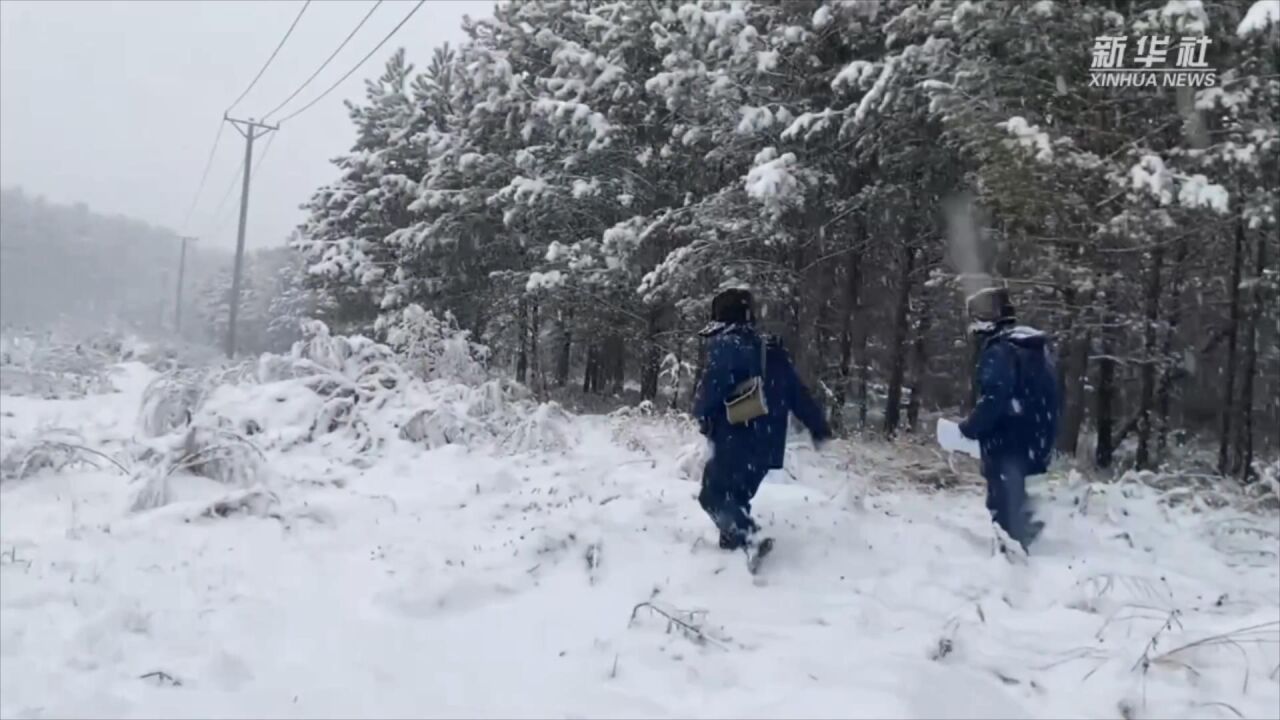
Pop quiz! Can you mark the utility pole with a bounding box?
[174,235,195,336]
[222,115,278,358]
[158,270,170,333]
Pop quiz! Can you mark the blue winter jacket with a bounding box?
[959,326,1060,476]
[694,323,831,473]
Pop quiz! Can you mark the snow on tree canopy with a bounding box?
[736,106,775,135]
[744,147,802,216]
[812,4,832,29]
[1128,154,1230,213]
[1030,1,1055,17]
[526,271,565,292]
[999,117,1055,163]
[272,0,1279,509]
[1238,0,1279,36]
[833,60,877,90]
[1150,1,1210,35]
[1177,174,1230,214]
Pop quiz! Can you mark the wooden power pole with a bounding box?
[222,114,277,358]
[174,235,195,335]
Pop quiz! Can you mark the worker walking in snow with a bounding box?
[693,288,830,568]
[958,287,1060,553]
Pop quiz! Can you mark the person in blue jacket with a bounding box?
[693,288,831,552]
[958,288,1060,552]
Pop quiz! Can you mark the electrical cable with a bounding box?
[263,1,383,121]
[226,0,312,113]
[178,121,225,232]
[277,0,424,125]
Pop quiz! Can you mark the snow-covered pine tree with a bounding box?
[296,0,1279,478]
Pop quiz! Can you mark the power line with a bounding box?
[179,1,307,234]
[264,0,384,121]
[277,0,425,125]
[226,0,312,113]
[178,121,225,232]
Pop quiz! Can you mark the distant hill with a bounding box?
[0,186,227,337]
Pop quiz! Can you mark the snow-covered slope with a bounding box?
[1,362,1277,719]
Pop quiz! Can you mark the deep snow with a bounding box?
[1,362,1277,719]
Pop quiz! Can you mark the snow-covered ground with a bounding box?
[1,360,1277,719]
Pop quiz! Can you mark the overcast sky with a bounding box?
[0,0,484,253]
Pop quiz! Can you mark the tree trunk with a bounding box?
[605,333,625,395]
[1218,214,1244,475]
[1056,288,1089,455]
[530,301,542,396]
[1060,323,1091,456]
[906,298,931,433]
[1095,299,1117,469]
[1156,237,1189,461]
[583,342,599,394]
[516,298,528,384]
[833,236,864,434]
[788,273,806,378]
[967,332,983,410]
[1055,289,1073,420]
[641,308,662,401]
[1135,242,1164,470]
[857,347,870,431]
[555,309,571,387]
[882,243,916,437]
[1234,227,1266,480]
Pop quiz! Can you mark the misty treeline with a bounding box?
[193,239,321,355]
[0,188,316,356]
[0,187,213,337]
[292,0,1277,479]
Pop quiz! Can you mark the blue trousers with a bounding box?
[984,454,1042,550]
[698,454,767,549]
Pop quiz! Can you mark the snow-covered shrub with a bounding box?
[466,378,531,419]
[205,322,408,450]
[676,440,710,482]
[256,353,307,383]
[197,487,280,520]
[606,402,702,460]
[131,338,222,372]
[501,402,576,454]
[1253,460,1280,510]
[130,425,268,512]
[277,322,407,394]
[170,426,267,487]
[294,319,356,374]
[137,369,208,437]
[658,353,696,407]
[0,333,117,398]
[0,428,101,482]
[204,361,259,388]
[351,344,409,398]
[1107,467,1280,515]
[400,405,493,449]
[378,304,489,384]
[310,396,357,437]
[185,376,324,452]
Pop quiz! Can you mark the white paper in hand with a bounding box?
[937,418,981,460]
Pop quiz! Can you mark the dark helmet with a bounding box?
[967,286,1016,334]
[710,288,756,325]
